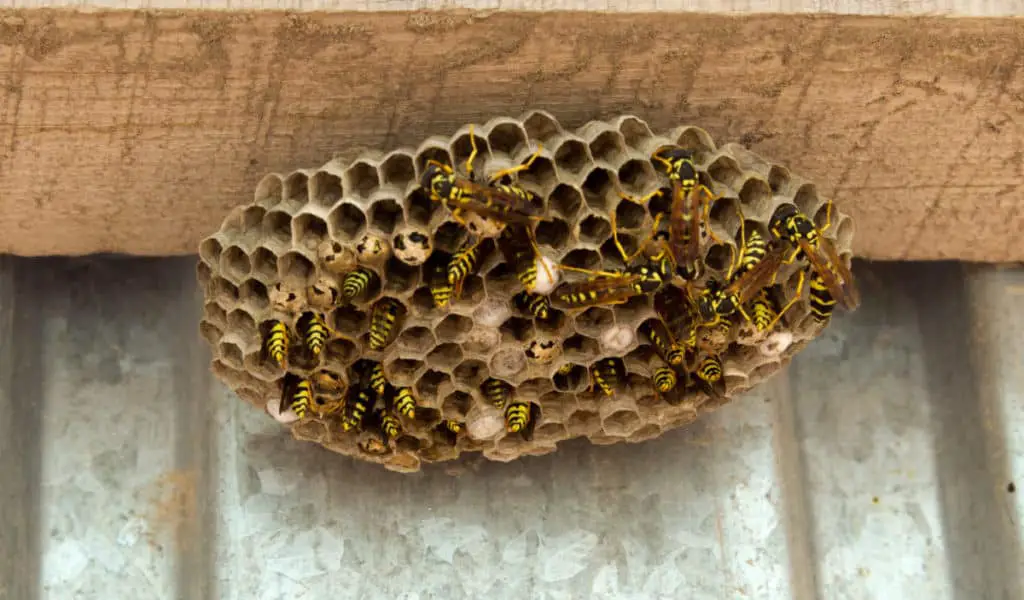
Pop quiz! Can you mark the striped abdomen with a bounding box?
[342,267,377,300]
[808,270,836,323]
[392,387,417,418]
[298,312,329,357]
[369,298,401,351]
[504,401,531,433]
[697,355,723,384]
[653,366,677,393]
[265,321,289,367]
[482,377,511,410]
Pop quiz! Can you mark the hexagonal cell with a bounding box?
[463,327,501,357]
[617,115,653,150]
[564,409,600,434]
[452,359,486,388]
[262,210,292,247]
[553,137,590,176]
[602,409,641,437]
[416,369,451,403]
[283,171,310,205]
[614,198,648,231]
[574,306,614,339]
[409,286,437,317]
[533,421,567,444]
[562,333,599,362]
[278,251,316,285]
[535,219,570,252]
[199,236,223,266]
[588,130,627,166]
[268,282,303,313]
[405,187,437,227]
[547,183,583,221]
[581,168,615,212]
[449,128,487,171]
[441,390,473,419]
[645,186,673,216]
[834,217,855,252]
[521,110,562,146]
[239,279,269,312]
[196,261,213,289]
[309,169,344,208]
[218,340,244,369]
[249,247,278,282]
[379,152,416,187]
[396,326,435,354]
[431,221,468,255]
[414,144,452,177]
[327,202,367,240]
[611,294,651,326]
[211,277,240,305]
[489,345,526,379]
[628,424,662,444]
[426,342,463,370]
[388,358,425,386]
[435,314,473,342]
[254,173,284,207]
[703,242,734,273]
[219,245,250,282]
[767,164,792,194]
[499,316,535,344]
[368,198,404,234]
[345,160,380,198]
[553,363,587,392]
[560,248,602,272]
[736,176,773,220]
[488,121,529,156]
[453,275,486,308]
[291,213,328,252]
[535,308,567,336]
[793,182,822,215]
[673,126,716,156]
[199,320,223,347]
[617,159,656,197]
[707,155,745,191]
[331,306,368,337]
[203,300,228,326]
[518,155,557,192]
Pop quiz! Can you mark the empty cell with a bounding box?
[199,320,223,347]
[409,286,437,316]
[707,155,744,190]
[277,251,315,284]
[535,219,570,251]
[612,294,650,325]
[489,121,529,156]
[617,116,653,150]
[415,145,452,178]
[203,302,228,327]
[708,197,742,240]
[603,410,641,437]
[218,341,244,369]
[521,110,562,146]
[389,357,425,382]
[629,424,662,443]
[767,165,791,194]
[646,186,673,216]
[450,128,487,172]
[553,363,587,392]
[554,138,589,175]
[432,221,469,254]
[519,156,556,191]
[614,198,647,230]
[565,409,599,433]
[379,152,416,187]
[227,309,257,340]
[383,256,421,294]
[416,369,451,399]
[332,306,367,336]
[518,377,552,398]
[309,169,344,208]
[617,159,655,195]
[262,210,294,247]
[435,314,473,341]
[589,130,627,165]
[345,161,380,197]
[255,173,284,207]
[453,275,485,308]
[599,236,632,268]
[674,126,716,156]
[452,359,486,387]
[284,171,310,206]
[442,390,473,418]
[737,177,773,218]
[500,316,535,343]
[292,213,328,250]
[369,198,404,234]
[199,237,223,266]
[328,202,367,240]
[249,247,278,282]
[405,187,437,227]
[534,422,567,443]
[835,217,854,250]
[397,326,435,354]
[547,183,583,220]
[325,338,357,365]
[578,214,610,245]
[239,279,269,311]
[581,168,614,211]
[196,261,212,288]
[575,306,614,337]
[560,248,602,271]
[562,333,599,358]
[241,206,266,233]
[211,277,240,304]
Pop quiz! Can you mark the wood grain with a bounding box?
[1,9,1023,260]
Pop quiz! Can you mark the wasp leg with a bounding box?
[769,246,804,287]
[523,223,555,285]
[462,124,480,181]
[610,210,663,266]
[488,144,544,183]
[765,268,806,331]
[619,187,663,207]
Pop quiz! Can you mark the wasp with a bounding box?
[652,365,677,393]
[768,201,860,311]
[296,311,332,358]
[341,388,376,432]
[447,240,480,299]
[342,267,379,301]
[803,266,837,324]
[311,396,345,418]
[694,241,787,326]
[428,258,453,308]
[312,370,346,395]
[420,125,553,283]
[504,401,531,433]
[556,363,574,376]
[264,320,290,368]
[745,285,795,333]
[497,224,549,294]
[695,353,726,400]
[280,374,313,419]
[481,377,512,409]
[513,290,551,321]
[591,357,626,397]
[368,297,402,351]
[367,361,387,395]
[380,413,402,440]
[639,318,686,366]
[390,386,417,418]
[435,419,463,445]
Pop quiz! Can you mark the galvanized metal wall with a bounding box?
[0,257,1020,599]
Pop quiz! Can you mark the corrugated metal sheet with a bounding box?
[0,256,1020,599]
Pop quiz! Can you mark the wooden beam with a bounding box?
[1,9,1022,260]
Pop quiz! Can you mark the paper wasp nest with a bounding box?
[197,111,855,473]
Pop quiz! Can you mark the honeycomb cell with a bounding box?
[463,327,501,356]
[521,110,563,146]
[332,307,368,337]
[534,422,568,444]
[262,210,292,247]
[435,314,473,342]
[628,424,662,443]
[453,275,485,308]
[309,170,344,208]
[416,369,451,402]
[704,242,734,272]
[409,287,437,317]
[452,359,486,387]
[707,155,745,191]
[563,334,599,362]
[369,198,404,235]
[793,183,820,214]
[426,343,463,370]
[284,171,310,206]
[617,159,655,197]
[673,126,716,155]
[548,183,583,221]
[441,391,473,419]
[574,307,614,339]
[615,200,648,232]
[600,324,637,354]
[199,320,223,347]
[203,301,228,327]
[327,202,367,240]
[382,257,421,295]
[379,152,416,188]
[608,294,648,326]
[218,341,244,370]
[388,358,425,387]
[249,247,281,284]
[535,219,570,252]
[581,168,615,211]
[553,363,587,392]
[269,282,303,313]
[768,165,792,194]
[306,275,341,311]
[211,277,240,305]
[278,251,315,284]
[345,161,380,198]
[520,155,557,192]
[554,137,590,176]
[737,177,773,221]
[324,338,357,365]
[560,248,602,271]
[564,410,599,435]
[405,188,436,228]
[197,261,213,289]
[835,217,855,251]
[217,246,250,283]
[254,173,284,208]
[490,346,526,379]
[292,213,328,252]
[199,237,223,266]
[397,326,435,354]
[488,121,529,156]
[236,206,265,235]
[535,309,567,337]
[414,144,452,177]
[499,316,535,344]
[588,130,627,166]
[578,214,611,245]
[239,279,269,312]
[617,115,653,150]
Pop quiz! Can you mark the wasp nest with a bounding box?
[197,111,856,473]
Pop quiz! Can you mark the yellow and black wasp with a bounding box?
[367,361,387,396]
[694,240,787,326]
[341,387,377,432]
[504,401,530,433]
[280,373,313,419]
[447,240,480,300]
[652,365,678,394]
[310,396,345,419]
[296,311,332,358]
[380,413,402,441]
[745,285,793,333]
[434,419,464,445]
[694,353,726,400]
[513,290,551,321]
[390,386,417,418]
[590,357,626,397]
[481,377,513,410]
[497,224,546,294]
[806,267,838,325]
[312,370,347,395]
[420,125,553,283]
[264,320,290,368]
[342,267,379,301]
[768,201,860,311]
[639,318,686,367]
[368,297,402,351]
[427,255,454,309]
